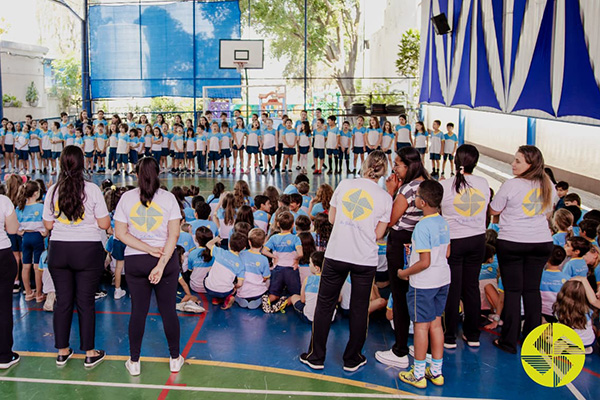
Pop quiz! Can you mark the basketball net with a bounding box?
[234,61,247,73]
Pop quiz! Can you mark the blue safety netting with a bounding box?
[89,0,242,99]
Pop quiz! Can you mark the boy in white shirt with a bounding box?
[441,122,458,177]
[398,180,450,389]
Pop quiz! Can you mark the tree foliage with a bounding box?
[396,29,420,78]
[240,0,361,107]
[50,54,82,111]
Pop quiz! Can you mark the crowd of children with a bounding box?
[0,110,458,178]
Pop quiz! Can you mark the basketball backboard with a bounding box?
[219,39,264,69]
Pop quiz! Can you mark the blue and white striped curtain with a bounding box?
[420,0,600,125]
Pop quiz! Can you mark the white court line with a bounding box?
[566,383,587,400]
[0,376,499,400]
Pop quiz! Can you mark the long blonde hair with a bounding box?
[517,145,553,212]
[361,150,388,180]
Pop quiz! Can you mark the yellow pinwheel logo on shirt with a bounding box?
[342,189,373,221]
[453,188,486,217]
[521,323,585,387]
[522,188,545,217]
[54,201,83,225]
[130,202,163,232]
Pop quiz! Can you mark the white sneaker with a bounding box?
[408,345,432,363]
[125,359,140,376]
[443,342,458,349]
[169,355,184,373]
[182,301,205,313]
[374,349,409,368]
[114,287,126,300]
[43,292,56,312]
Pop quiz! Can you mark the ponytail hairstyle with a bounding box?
[361,150,388,180]
[194,226,214,263]
[314,184,334,212]
[552,208,574,237]
[264,186,280,215]
[5,174,22,205]
[170,186,185,209]
[52,145,86,222]
[212,182,225,199]
[552,280,591,330]
[516,145,553,212]
[233,180,251,209]
[34,179,47,201]
[135,157,160,207]
[301,120,312,136]
[313,212,332,251]
[396,146,430,184]
[298,232,316,266]
[104,185,125,213]
[222,193,236,225]
[235,205,254,227]
[16,181,40,211]
[453,144,480,194]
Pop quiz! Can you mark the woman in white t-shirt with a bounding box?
[114,157,183,376]
[300,150,392,372]
[0,194,20,369]
[42,145,110,368]
[489,145,555,354]
[440,145,490,348]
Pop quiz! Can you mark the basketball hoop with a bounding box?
[234,61,247,73]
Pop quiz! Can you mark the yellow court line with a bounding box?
[18,351,406,396]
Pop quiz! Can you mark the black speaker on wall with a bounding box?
[431,13,451,35]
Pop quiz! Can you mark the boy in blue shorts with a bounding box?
[262,211,303,303]
[397,180,450,388]
[563,237,591,278]
[219,122,232,174]
[428,120,443,178]
[441,122,457,177]
[312,118,327,174]
[206,122,221,174]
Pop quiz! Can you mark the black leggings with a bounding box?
[305,258,375,367]
[497,240,553,351]
[48,241,105,351]
[386,228,412,357]
[0,247,17,363]
[125,253,180,362]
[444,234,486,343]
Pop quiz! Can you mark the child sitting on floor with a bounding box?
[541,245,568,323]
[563,237,591,278]
[188,226,215,294]
[236,229,271,309]
[290,251,326,323]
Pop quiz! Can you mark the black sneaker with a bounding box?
[84,350,106,368]
[56,348,74,366]
[113,170,120,176]
[13,283,20,294]
[299,353,324,370]
[296,166,301,170]
[0,352,20,370]
[95,290,107,300]
[343,355,367,372]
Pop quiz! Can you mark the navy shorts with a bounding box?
[85,151,94,158]
[366,147,380,154]
[4,144,13,153]
[8,234,22,252]
[96,151,106,158]
[208,151,220,162]
[203,275,234,299]
[29,146,40,153]
[52,151,61,159]
[407,284,449,323]
[16,149,28,159]
[396,142,412,151]
[221,148,231,158]
[41,149,52,159]
[283,147,296,156]
[292,300,311,323]
[299,146,310,155]
[263,147,276,156]
[339,148,350,159]
[326,148,339,156]
[443,154,454,161]
[22,232,45,264]
[169,150,175,158]
[353,146,365,154]
[117,153,128,164]
[430,153,441,161]
[416,147,426,155]
[161,148,169,157]
[246,145,259,154]
[111,238,126,261]
[313,148,325,159]
[233,144,245,151]
[174,152,185,160]
[186,151,194,159]
[269,266,301,297]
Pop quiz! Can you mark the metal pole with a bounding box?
[193,0,197,128]
[81,0,91,115]
[304,0,307,110]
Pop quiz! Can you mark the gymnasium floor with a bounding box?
[3,164,600,400]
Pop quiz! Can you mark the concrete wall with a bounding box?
[1,41,60,121]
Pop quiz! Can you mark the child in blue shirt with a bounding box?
[397,180,450,389]
[441,122,457,177]
[541,245,568,323]
[219,122,232,174]
[312,119,327,174]
[325,116,340,175]
[253,195,271,234]
[236,229,271,309]
[203,232,246,310]
[188,226,215,294]
[290,251,325,323]
[262,211,303,303]
[428,120,444,178]
[552,208,573,247]
[478,244,502,329]
[563,237,591,278]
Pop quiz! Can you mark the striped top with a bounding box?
[392,179,423,232]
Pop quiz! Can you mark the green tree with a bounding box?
[396,29,420,108]
[240,0,361,109]
[50,54,82,111]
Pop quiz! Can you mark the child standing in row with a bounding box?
[428,120,443,178]
[441,123,457,177]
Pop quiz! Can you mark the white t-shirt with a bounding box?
[151,135,163,151]
[0,195,15,250]
[114,189,181,256]
[325,178,392,266]
[326,127,339,149]
[43,182,109,242]
[490,178,556,243]
[440,175,490,239]
[366,128,381,147]
[429,131,443,154]
[353,127,366,147]
[40,130,52,150]
[262,129,276,149]
[409,214,451,289]
[396,124,411,143]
